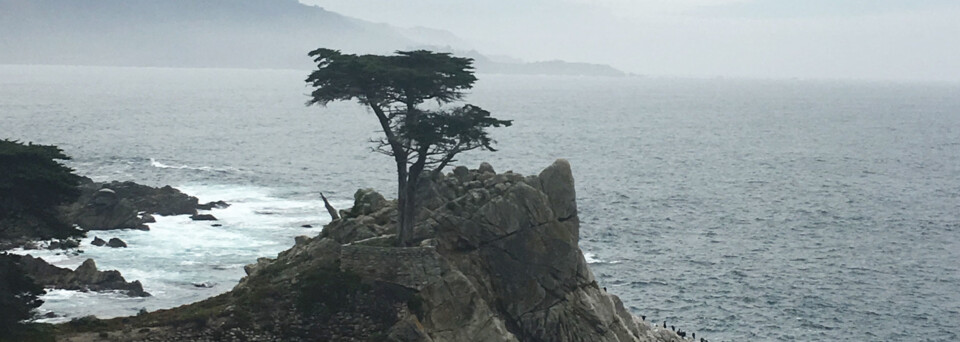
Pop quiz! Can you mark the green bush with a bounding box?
[0,139,81,218]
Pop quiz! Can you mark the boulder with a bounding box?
[106,238,127,248]
[538,158,578,221]
[343,188,388,218]
[190,214,218,221]
[91,237,106,246]
[478,162,496,174]
[140,213,156,224]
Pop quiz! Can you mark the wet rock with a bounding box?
[140,213,157,223]
[61,238,80,249]
[190,214,218,221]
[197,200,231,210]
[91,236,106,246]
[106,237,127,248]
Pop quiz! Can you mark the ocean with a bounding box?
[1,65,958,341]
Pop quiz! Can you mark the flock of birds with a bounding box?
[603,285,712,342]
[640,314,710,342]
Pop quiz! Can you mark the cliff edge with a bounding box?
[57,160,683,342]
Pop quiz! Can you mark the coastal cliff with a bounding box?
[56,160,684,342]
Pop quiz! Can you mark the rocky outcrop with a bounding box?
[2,178,228,244]
[58,179,205,231]
[55,160,685,342]
[14,255,149,297]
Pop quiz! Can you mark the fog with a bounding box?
[303,0,960,82]
[2,0,958,81]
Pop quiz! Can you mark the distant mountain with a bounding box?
[0,0,625,76]
[0,0,415,69]
[422,48,627,77]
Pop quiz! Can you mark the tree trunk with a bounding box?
[398,181,417,247]
[319,192,339,221]
[398,147,428,247]
[396,165,409,246]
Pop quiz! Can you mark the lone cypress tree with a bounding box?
[305,49,511,246]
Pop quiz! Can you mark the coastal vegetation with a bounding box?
[0,140,82,241]
[305,49,512,246]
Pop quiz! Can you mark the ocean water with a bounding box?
[2,65,959,341]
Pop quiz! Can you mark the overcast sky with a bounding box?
[301,0,960,82]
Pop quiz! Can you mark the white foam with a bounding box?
[583,252,622,265]
[30,183,346,321]
[148,158,233,173]
[584,252,603,264]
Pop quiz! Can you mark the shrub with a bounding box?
[0,139,81,218]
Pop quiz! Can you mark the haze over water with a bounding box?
[1,65,959,341]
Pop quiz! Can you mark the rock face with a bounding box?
[14,255,149,297]
[56,160,684,342]
[317,159,679,342]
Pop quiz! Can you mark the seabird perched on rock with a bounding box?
[692,332,695,339]
[678,331,686,338]
[663,321,667,328]
[671,325,675,332]
[641,315,645,321]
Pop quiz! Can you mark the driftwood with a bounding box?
[320,192,340,221]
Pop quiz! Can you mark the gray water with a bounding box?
[2,65,959,341]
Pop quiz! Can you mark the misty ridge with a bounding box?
[0,0,624,76]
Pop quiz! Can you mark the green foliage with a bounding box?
[0,254,45,338]
[305,48,477,108]
[0,140,81,219]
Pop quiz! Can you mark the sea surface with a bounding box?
[1,65,958,341]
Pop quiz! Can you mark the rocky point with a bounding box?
[55,160,686,342]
